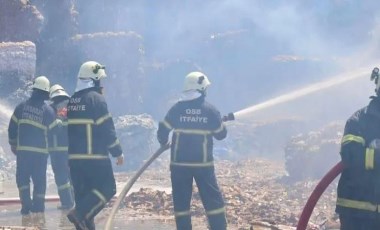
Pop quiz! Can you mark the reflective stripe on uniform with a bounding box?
[11,114,18,123]
[174,129,212,135]
[17,146,49,154]
[92,189,107,204]
[18,185,29,191]
[170,161,214,167]
[17,119,49,153]
[86,201,104,220]
[173,133,180,162]
[49,119,62,130]
[341,134,365,146]
[365,148,375,170]
[85,189,107,219]
[87,124,92,154]
[108,139,120,149]
[58,182,71,191]
[68,154,108,160]
[336,197,377,212]
[49,135,68,152]
[49,147,68,152]
[174,210,191,217]
[203,135,207,162]
[68,119,94,125]
[162,120,172,129]
[206,207,225,216]
[53,135,57,148]
[172,129,212,165]
[213,124,225,134]
[95,113,111,125]
[19,119,47,130]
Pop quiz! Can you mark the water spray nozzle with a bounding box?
[371,67,379,83]
[222,112,235,122]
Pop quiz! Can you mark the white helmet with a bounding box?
[77,61,106,80]
[183,71,211,92]
[50,84,69,99]
[32,76,50,92]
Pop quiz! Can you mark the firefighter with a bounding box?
[157,71,228,230]
[335,67,380,229]
[8,76,57,215]
[66,61,124,230]
[49,84,74,210]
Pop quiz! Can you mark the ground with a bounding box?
[0,157,340,230]
[108,157,340,230]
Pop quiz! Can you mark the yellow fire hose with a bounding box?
[104,143,170,230]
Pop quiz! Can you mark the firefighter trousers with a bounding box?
[50,152,74,208]
[16,151,48,215]
[69,158,116,227]
[171,166,227,230]
[339,214,380,230]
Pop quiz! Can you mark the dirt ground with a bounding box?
[0,157,340,230]
[107,157,340,230]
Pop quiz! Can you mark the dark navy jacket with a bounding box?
[336,96,380,218]
[50,98,69,152]
[157,96,227,168]
[8,94,56,155]
[67,88,122,160]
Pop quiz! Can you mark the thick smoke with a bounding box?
[41,1,380,121]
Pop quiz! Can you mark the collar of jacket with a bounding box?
[366,96,380,119]
[72,87,99,96]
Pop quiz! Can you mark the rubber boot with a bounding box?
[67,209,87,230]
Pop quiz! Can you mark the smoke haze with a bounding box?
[32,0,380,122]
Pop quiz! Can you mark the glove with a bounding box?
[56,119,63,128]
[10,145,16,155]
[116,154,124,166]
[369,139,380,149]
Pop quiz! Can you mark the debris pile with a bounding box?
[114,114,157,171]
[285,122,343,181]
[0,41,35,104]
[108,158,339,230]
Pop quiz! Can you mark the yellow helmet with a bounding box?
[50,84,69,99]
[77,61,106,81]
[32,76,50,92]
[183,71,211,92]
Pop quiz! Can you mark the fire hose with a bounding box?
[104,143,170,230]
[104,113,235,230]
[0,196,60,205]
[296,161,344,230]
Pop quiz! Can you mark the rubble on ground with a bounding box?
[285,122,343,181]
[107,158,339,230]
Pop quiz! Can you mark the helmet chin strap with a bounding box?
[199,89,207,96]
[93,80,104,94]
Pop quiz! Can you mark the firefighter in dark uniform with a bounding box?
[157,71,228,230]
[49,84,74,210]
[8,76,57,215]
[336,67,380,230]
[66,61,124,230]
